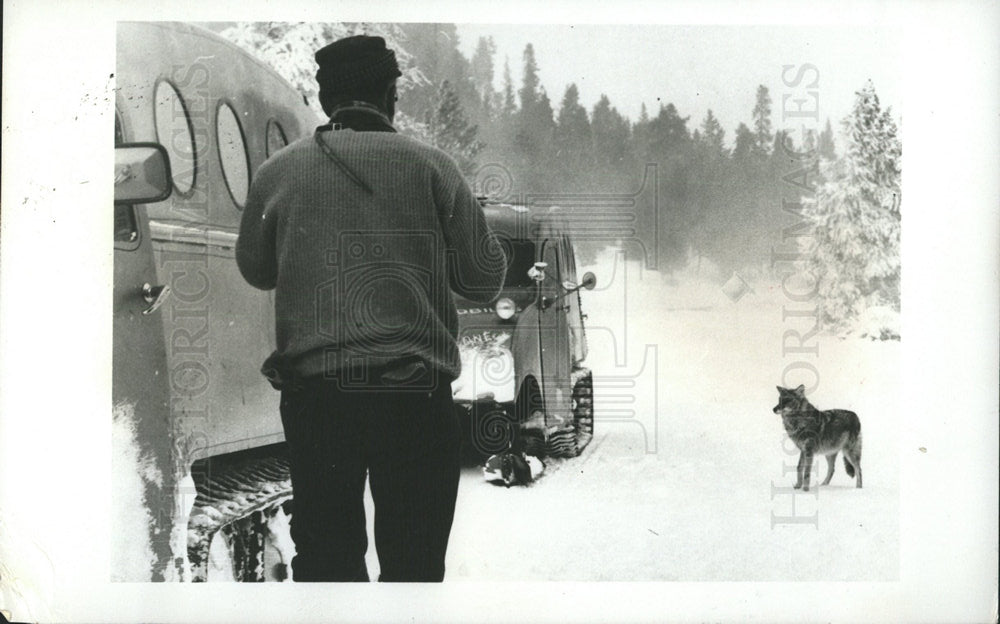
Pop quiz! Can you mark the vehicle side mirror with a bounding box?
[563,273,597,291]
[541,270,596,311]
[115,143,172,205]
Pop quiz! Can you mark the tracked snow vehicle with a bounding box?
[453,202,596,459]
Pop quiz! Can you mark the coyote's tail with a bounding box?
[844,428,862,477]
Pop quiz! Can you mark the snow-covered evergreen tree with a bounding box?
[818,118,837,160]
[802,81,901,336]
[219,22,428,137]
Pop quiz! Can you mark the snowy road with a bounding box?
[364,250,901,581]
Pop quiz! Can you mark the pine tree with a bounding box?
[395,24,480,133]
[475,54,518,199]
[470,37,496,96]
[802,81,901,333]
[591,94,631,180]
[501,56,517,117]
[699,109,726,156]
[632,103,652,166]
[470,36,497,118]
[801,127,818,158]
[722,119,767,269]
[556,84,590,136]
[554,83,593,185]
[689,110,734,269]
[512,44,555,192]
[647,103,690,155]
[732,122,755,160]
[640,102,693,268]
[518,44,541,113]
[751,85,773,157]
[424,80,485,177]
[818,118,837,160]
[771,129,792,163]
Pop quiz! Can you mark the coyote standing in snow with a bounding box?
[773,385,863,491]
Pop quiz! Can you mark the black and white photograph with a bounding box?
[0,2,997,623]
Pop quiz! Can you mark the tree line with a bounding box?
[398,26,834,271]
[222,22,901,334]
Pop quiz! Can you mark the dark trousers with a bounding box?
[279,377,461,582]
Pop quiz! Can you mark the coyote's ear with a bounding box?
[776,385,785,394]
[793,384,806,396]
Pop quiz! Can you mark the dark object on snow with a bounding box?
[483,450,544,487]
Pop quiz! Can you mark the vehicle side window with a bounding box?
[153,80,197,195]
[560,233,576,283]
[503,238,536,288]
[114,207,139,244]
[542,237,561,289]
[217,102,251,209]
[266,119,288,158]
[114,109,139,244]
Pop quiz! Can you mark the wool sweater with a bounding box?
[236,125,507,384]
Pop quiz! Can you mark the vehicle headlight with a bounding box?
[495,297,516,320]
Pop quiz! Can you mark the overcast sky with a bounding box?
[453,24,902,144]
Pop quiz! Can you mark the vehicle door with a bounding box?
[537,233,573,430]
[113,106,178,580]
[562,234,588,366]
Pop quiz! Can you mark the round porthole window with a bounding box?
[153,80,197,195]
[217,103,250,208]
[266,119,288,158]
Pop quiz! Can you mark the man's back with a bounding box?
[236,127,507,385]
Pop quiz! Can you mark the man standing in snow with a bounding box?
[236,35,507,582]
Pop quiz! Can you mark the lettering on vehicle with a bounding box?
[457,306,522,315]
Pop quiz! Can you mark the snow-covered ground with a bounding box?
[364,248,901,581]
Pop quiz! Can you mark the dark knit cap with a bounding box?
[315,35,402,94]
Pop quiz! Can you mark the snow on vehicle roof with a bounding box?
[479,201,569,240]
